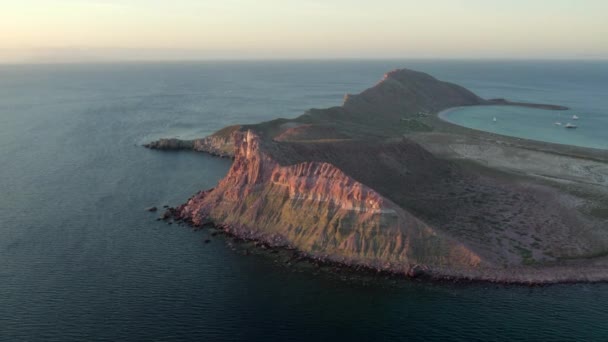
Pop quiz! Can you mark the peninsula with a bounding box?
[147,69,608,283]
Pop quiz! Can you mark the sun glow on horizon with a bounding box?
[1,0,607,63]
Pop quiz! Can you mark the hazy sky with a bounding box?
[1,0,607,62]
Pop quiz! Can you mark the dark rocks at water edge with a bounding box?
[160,208,179,220]
[143,138,194,150]
[147,68,608,284]
[146,206,158,212]
[407,264,425,278]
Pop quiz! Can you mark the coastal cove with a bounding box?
[2,60,608,341]
[439,105,608,150]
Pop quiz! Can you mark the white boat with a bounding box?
[572,115,579,120]
[565,123,577,129]
[554,122,562,126]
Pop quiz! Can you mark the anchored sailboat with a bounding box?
[554,112,562,126]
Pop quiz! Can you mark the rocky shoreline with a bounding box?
[144,125,240,158]
[147,68,608,285]
[157,204,608,285]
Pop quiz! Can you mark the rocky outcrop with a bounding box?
[191,132,236,158]
[144,125,240,157]
[144,138,194,150]
[176,130,482,273]
[152,68,608,283]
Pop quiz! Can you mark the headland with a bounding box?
[147,68,608,284]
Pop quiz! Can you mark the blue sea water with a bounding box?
[442,62,608,149]
[438,61,608,150]
[441,105,608,150]
[1,60,607,341]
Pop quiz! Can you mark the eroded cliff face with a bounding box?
[177,130,482,273]
[152,68,608,282]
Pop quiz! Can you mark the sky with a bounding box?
[1,0,607,63]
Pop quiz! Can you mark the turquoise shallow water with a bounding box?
[1,60,607,341]
[441,105,608,149]
[437,60,608,150]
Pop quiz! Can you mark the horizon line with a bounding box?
[2,56,608,66]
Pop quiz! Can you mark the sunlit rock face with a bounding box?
[163,68,607,283]
[177,130,482,273]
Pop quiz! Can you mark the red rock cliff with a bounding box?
[177,130,482,274]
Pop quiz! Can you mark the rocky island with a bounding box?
[147,69,608,283]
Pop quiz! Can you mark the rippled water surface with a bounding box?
[1,60,607,341]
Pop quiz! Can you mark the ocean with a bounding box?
[438,61,608,150]
[1,60,607,341]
